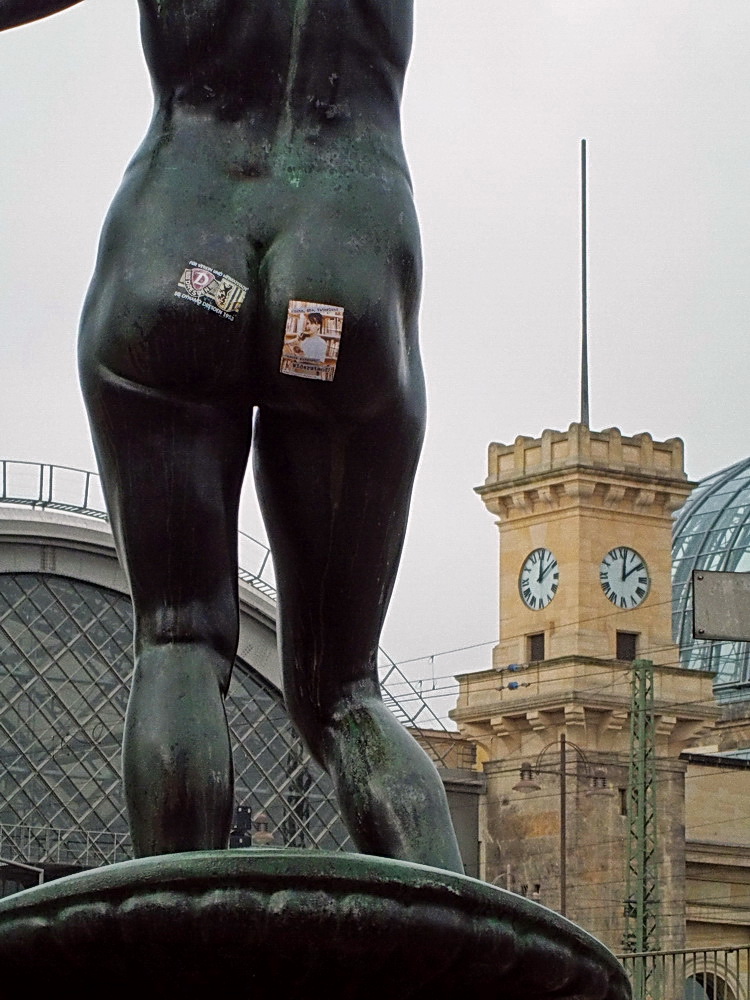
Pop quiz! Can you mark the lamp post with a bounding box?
[513,734,610,917]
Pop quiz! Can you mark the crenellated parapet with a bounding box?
[477,424,694,522]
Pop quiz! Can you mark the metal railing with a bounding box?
[0,459,275,594]
[1,459,107,520]
[379,646,473,768]
[618,945,750,1000]
[0,823,130,869]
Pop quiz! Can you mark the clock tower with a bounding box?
[451,423,720,949]
[475,423,694,668]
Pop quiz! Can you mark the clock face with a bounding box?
[519,548,559,610]
[599,547,650,609]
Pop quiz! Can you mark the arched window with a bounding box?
[685,972,737,1000]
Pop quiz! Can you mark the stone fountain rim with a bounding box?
[0,848,631,999]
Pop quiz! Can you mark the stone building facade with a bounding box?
[446,424,750,956]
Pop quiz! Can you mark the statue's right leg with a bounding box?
[78,264,254,856]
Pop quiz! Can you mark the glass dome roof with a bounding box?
[673,456,750,700]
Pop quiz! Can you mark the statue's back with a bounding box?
[137,0,414,128]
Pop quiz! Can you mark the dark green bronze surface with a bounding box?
[1,0,462,874]
[0,850,630,999]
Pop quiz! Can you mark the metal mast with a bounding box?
[580,138,590,427]
[623,658,660,987]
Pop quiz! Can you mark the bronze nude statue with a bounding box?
[2,0,463,872]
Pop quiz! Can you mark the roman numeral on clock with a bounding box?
[600,547,650,608]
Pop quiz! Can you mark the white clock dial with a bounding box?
[599,547,650,609]
[519,548,559,610]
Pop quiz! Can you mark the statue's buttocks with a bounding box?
[79,1,421,404]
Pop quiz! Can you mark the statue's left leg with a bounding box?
[77,173,258,856]
[253,397,462,872]
[82,367,254,856]
[80,366,253,856]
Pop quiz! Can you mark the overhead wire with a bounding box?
[391,554,750,682]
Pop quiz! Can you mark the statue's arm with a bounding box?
[0,0,86,31]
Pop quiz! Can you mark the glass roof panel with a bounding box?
[673,457,750,699]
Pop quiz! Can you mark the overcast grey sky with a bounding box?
[2,1,749,708]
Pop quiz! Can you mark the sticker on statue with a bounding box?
[175,261,248,321]
[280,300,344,381]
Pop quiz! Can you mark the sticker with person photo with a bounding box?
[280,300,344,381]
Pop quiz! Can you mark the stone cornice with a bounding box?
[686,902,750,926]
[451,691,720,727]
[452,658,720,746]
[456,657,718,684]
[477,467,694,520]
[476,424,696,521]
[686,841,750,867]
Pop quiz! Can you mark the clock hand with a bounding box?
[623,562,644,580]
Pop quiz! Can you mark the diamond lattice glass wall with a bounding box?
[0,573,348,868]
[673,457,750,698]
